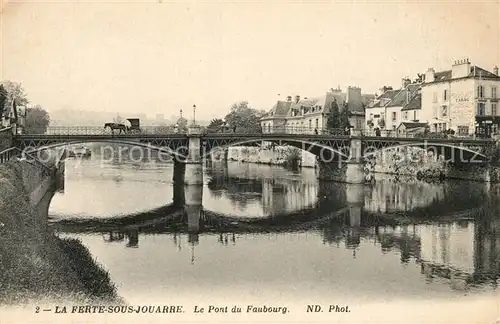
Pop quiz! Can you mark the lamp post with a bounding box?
[193,105,196,126]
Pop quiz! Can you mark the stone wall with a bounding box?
[211,145,498,183]
[366,146,497,182]
[211,146,317,168]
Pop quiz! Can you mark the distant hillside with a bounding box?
[49,109,212,127]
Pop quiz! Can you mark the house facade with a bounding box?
[261,87,371,134]
[421,59,500,137]
[365,80,422,135]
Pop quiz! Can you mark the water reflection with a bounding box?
[50,159,500,301]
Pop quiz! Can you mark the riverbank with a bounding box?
[222,145,500,183]
[0,161,121,305]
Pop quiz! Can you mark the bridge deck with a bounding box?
[17,132,495,144]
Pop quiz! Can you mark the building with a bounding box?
[260,97,293,133]
[397,122,427,136]
[365,78,423,135]
[261,87,371,134]
[421,58,500,137]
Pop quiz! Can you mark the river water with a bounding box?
[48,154,500,321]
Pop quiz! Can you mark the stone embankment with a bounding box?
[211,146,317,168]
[365,146,498,183]
[219,145,498,183]
[0,152,121,305]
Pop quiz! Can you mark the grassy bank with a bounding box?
[0,161,121,306]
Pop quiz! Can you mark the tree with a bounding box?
[176,116,188,133]
[25,105,50,134]
[339,103,351,129]
[0,85,7,119]
[207,118,226,133]
[224,101,263,133]
[0,81,29,123]
[326,100,341,129]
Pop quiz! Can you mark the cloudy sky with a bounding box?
[1,0,499,120]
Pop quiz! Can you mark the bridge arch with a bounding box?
[19,139,189,160]
[362,142,489,162]
[203,137,350,161]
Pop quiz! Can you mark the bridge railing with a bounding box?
[0,126,13,135]
[23,126,185,136]
[0,147,20,164]
[20,125,494,142]
[261,126,347,136]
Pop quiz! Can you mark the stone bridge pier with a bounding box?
[316,131,365,184]
[173,125,204,233]
[346,183,364,227]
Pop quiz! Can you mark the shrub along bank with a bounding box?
[0,161,121,305]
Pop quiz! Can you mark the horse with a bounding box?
[104,123,127,135]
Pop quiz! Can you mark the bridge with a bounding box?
[0,124,496,183]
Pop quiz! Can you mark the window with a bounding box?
[308,119,312,129]
[404,111,408,120]
[441,106,448,117]
[392,112,396,121]
[477,103,485,115]
[457,126,469,136]
[477,85,485,98]
[413,110,418,121]
[493,87,497,99]
[374,114,380,118]
[443,89,448,101]
[433,92,437,103]
[315,118,319,128]
[356,120,362,129]
[370,113,374,119]
[492,103,498,116]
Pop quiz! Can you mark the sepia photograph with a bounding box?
[0,0,499,323]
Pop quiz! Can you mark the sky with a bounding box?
[1,0,499,121]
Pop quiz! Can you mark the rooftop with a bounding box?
[401,92,422,111]
[427,65,500,83]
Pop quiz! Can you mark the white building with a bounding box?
[365,79,423,135]
[261,87,373,134]
[421,58,500,137]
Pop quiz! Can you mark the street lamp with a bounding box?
[193,105,196,126]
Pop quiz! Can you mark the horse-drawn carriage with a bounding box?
[104,118,141,134]
[126,118,141,134]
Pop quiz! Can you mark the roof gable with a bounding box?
[387,84,421,107]
[401,93,422,111]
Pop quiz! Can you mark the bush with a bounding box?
[282,147,301,170]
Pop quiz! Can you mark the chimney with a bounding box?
[379,86,393,94]
[451,58,471,79]
[425,68,435,83]
[286,96,292,101]
[402,77,411,88]
[295,95,300,103]
[494,66,499,76]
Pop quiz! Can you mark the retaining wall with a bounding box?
[211,146,317,167]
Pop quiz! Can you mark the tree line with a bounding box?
[0,81,50,134]
[206,101,266,133]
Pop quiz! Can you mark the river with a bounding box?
[47,154,500,321]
